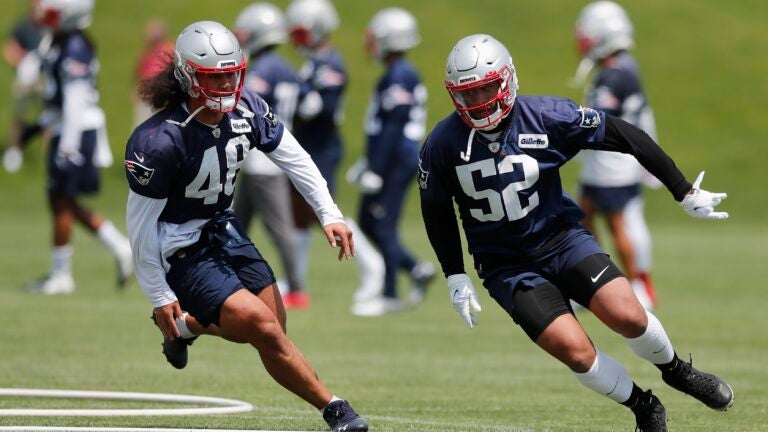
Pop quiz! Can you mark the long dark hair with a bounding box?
[138,53,186,111]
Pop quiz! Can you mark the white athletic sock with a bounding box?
[97,220,129,257]
[175,312,196,339]
[627,310,675,365]
[294,229,312,288]
[344,217,384,300]
[319,395,344,412]
[574,348,634,403]
[51,245,73,275]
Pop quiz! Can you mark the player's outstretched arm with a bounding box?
[680,171,729,220]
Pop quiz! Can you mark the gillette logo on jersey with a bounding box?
[230,118,252,133]
[518,134,549,149]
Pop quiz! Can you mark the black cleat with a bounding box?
[661,356,734,411]
[150,312,197,370]
[323,400,369,432]
[631,390,668,432]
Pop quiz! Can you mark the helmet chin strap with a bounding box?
[165,105,207,128]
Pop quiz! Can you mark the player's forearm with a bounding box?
[267,129,344,226]
[420,198,465,277]
[599,115,692,201]
[126,191,178,307]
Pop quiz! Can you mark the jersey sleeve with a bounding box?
[240,89,285,153]
[124,125,179,199]
[593,68,637,116]
[544,97,606,150]
[418,133,465,277]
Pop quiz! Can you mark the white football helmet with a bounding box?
[285,0,339,49]
[445,34,518,131]
[173,21,246,113]
[234,3,288,57]
[576,1,634,61]
[35,0,94,31]
[366,7,420,60]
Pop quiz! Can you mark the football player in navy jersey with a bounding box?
[573,1,660,310]
[285,0,347,297]
[126,21,367,432]
[26,0,133,295]
[348,7,435,316]
[418,34,732,431]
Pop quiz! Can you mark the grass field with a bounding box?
[0,0,766,431]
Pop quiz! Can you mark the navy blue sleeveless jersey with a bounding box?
[419,96,606,261]
[124,89,284,224]
[245,51,301,130]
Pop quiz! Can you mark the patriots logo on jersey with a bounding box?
[260,99,278,127]
[578,106,601,128]
[417,160,430,190]
[125,159,155,186]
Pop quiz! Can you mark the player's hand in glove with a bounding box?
[447,273,482,329]
[680,171,728,220]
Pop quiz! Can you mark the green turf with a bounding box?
[0,1,766,431]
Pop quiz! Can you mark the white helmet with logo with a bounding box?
[173,21,246,113]
[286,0,339,50]
[445,34,518,131]
[576,1,634,61]
[234,3,288,57]
[35,0,94,31]
[367,7,420,60]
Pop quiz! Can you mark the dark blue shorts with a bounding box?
[47,130,100,197]
[580,183,641,213]
[479,226,623,340]
[165,215,276,327]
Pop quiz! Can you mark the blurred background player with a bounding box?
[26,0,132,295]
[133,18,174,127]
[572,1,659,309]
[232,2,306,308]
[2,0,44,173]
[348,7,435,316]
[127,20,367,432]
[284,0,346,306]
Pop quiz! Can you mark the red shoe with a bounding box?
[638,273,658,307]
[282,291,311,309]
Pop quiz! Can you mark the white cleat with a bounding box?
[27,273,75,295]
[350,296,402,317]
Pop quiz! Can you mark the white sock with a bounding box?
[627,310,675,365]
[319,395,343,412]
[294,229,312,288]
[97,220,129,257]
[175,312,196,339]
[344,218,384,296]
[573,348,634,403]
[51,245,73,275]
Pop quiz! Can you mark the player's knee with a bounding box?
[249,319,289,352]
[563,345,597,373]
[612,306,647,338]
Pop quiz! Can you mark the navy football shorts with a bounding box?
[480,226,624,341]
[47,130,100,197]
[165,223,276,328]
[580,183,641,213]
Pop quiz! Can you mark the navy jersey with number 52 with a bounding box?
[419,95,606,259]
[125,89,283,224]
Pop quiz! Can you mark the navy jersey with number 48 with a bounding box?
[419,95,606,259]
[125,89,284,224]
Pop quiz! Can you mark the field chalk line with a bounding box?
[0,388,254,417]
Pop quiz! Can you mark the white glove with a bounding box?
[358,170,383,194]
[680,171,728,220]
[3,146,23,173]
[345,158,368,184]
[447,273,482,329]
